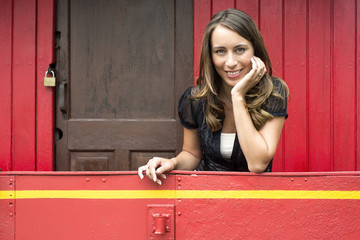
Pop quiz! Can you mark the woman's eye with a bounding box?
[215,49,226,55]
[236,48,245,54]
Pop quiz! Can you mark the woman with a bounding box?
[138,8,288,185]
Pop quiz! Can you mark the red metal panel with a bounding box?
[12,0,36,170]
[283,0,307,172]
[211,0,235,15]
[308,0,331,171]
[1,171,360,239]
[0,176,15,240]
[14,174,176,240]
[235,0,259,25]
[0,0,12,171]
[36,0,55,171]
[193,0,211,84]
[260,0,285,171]
[175,172,360,239]
[333,0,356,171]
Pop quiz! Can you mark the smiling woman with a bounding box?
[211,25,255,92]
[138,8,289,184]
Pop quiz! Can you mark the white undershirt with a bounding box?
[220,133,236,159]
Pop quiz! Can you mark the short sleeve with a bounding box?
[262,79,288,119]
[178,87,202,129]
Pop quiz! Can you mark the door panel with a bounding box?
[55,0,193,170]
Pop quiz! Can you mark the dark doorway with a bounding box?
[55,0,193,170]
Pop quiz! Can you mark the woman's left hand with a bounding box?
[231,56,267,98]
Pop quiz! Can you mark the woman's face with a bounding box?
[211,25,254,91]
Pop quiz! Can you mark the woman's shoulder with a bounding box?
[181,85,201,98]
[271,77,289,98]
[178,86,204,129]
[261,77,289,118]
[179,86,204,106]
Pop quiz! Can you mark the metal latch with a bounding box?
[148,204,174,239]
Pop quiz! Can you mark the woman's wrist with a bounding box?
[231,92,246,104]
[169,157,178,170]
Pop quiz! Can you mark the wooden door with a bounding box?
[55,0,193,171]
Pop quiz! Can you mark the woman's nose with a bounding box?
[225,54,237,68]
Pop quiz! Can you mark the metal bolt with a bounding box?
[85,178,90,182]
[291,178,294,182]
[304,178,308,182]
[177,177,181,182]
[10,179,13,182]
[166,226,170,231]
[9,213,13,217]
[102,178,106,183]
[177,212,181,216]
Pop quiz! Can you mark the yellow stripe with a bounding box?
[176,190,360,199]
[0,191,15,199]
[0,190,360,200]
[14,190,176,199]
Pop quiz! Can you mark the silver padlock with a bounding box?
[44,70,56,87]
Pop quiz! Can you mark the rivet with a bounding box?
[177,177,181,182]
[291,178,294,182]
[9,183,13,187]
[177,184,181,189]
[9,213,13,217]
[304,178,308,182]
[177,212,181,216]
[9,202,13,207]
[10,179,13,182]
[102,178,106,183]
[85,178,90,182]
[178,199,181,202]
[166,226,170,231]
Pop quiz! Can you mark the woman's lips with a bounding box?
[225,69,242,79]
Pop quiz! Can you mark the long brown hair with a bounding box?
[195,8,288,131]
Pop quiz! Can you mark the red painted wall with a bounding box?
[0,0,55,171]
[194,0,360,172]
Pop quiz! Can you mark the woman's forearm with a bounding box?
[171,150,202,170]
[232,96,274,172]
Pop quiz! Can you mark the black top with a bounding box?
[178,78,288,172]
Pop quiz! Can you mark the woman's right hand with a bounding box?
[138,157,176,185]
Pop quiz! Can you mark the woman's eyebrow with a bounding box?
[212,44,249,49]
[234,44,248,48]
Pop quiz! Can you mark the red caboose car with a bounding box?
[1,0,360,239]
